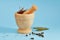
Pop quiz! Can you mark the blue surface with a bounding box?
[0,0,60,40]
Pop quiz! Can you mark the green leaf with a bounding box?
[33,27,49,31]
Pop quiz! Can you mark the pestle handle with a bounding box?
[23,5,37,14]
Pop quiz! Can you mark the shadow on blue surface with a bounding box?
[0,27,18,34]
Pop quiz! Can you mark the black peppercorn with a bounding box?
[26,34,28,36]
[38,33,44,37]
[41,32,44,34]
[41,35,44,37]
[32,32,34,34]
[30,37,34,40]
[35,33,39,35]
[29,33,31,35]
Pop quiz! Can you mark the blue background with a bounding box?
[0,0,60,40]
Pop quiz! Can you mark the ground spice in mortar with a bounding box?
[17,8,26,14]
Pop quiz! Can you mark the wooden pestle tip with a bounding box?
[32,5,38,11]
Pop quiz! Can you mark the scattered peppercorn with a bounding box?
[30,37,34,40]
[29,33,31,35]
[41,32,44,34]
[37,33,44,37]
[41,35,44,37]
[32,32,35,34]
[35,33,39,35]
[38,33,42,36]
[26,34,28,36]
